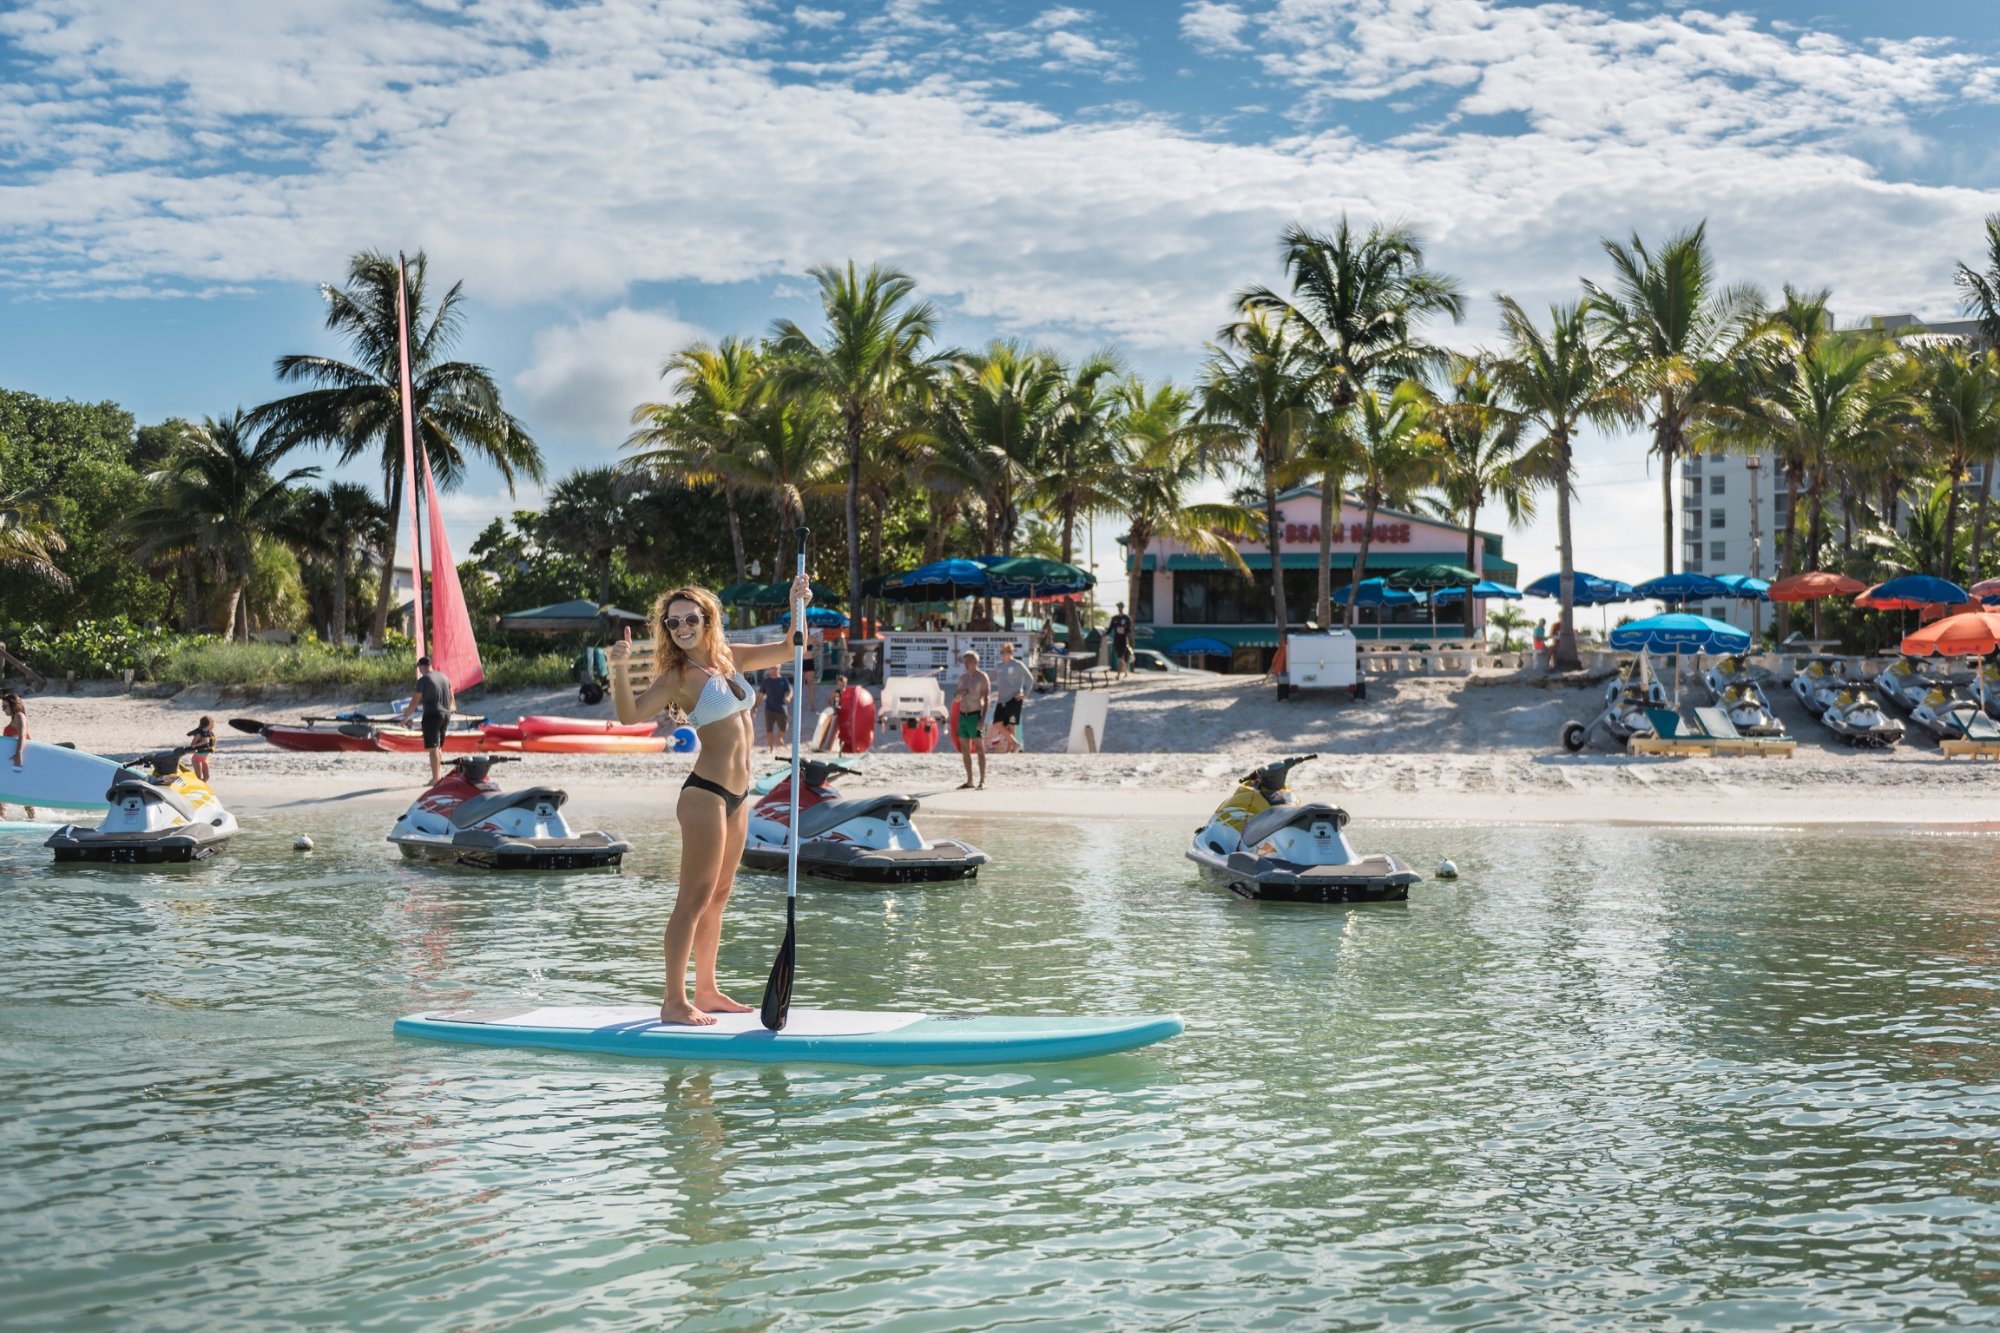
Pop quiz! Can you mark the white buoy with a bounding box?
[1435,859,1458,880]
[294,834,314,852]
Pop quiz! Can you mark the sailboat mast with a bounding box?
[396,252,427,661]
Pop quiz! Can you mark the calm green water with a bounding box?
[3,806,2000,1330]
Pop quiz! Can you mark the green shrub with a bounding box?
[6,618,204,679]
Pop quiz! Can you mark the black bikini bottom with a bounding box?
[682,771,747,816]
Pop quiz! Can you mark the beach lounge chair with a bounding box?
[875,676,946,730]
[1690,706,1796,758]
[1627,707,1717,756]
[1940,707,2000,759]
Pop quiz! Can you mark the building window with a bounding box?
[1710,509,1725,529]
[1708,604,1728,620]
[1709,475,1725,495]
[1710,541,1726,563]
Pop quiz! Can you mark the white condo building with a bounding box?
[1678,313,1991,635]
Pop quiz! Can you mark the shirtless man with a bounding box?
[952,649,990,790]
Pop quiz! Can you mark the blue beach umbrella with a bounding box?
[1856,573,1970,610]
[1634,572,1732,605]
[1347,578,1417,607]
[1525,572,1637,606]
[779,606,850,628]
[1431,580,1524,604]
[1715,574,1770,602]
[882,558,990,603]
[1168,637,1233,658]
[1610,612,1751,705]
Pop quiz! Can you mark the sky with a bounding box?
[4,0,1999,593]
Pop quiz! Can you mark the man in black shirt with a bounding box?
[398,656,456,783]
[1107,603,1135,679]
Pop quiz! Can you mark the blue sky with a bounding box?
[4,0,1999,587]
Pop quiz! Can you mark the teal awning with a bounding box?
[1142,551,1518,578]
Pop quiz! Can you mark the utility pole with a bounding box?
[1745,454,1764,641]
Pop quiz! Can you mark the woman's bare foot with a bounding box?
[659,998,718,1026]
[694,989,754,1014]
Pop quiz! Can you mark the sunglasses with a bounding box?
[665,614,705,631]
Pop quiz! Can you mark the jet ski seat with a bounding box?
[106,778,198,822]
[1239,802,1348,847]
[450,787,568,828]
[797,794,917,839]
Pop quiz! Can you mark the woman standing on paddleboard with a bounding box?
[608,578,814,1026]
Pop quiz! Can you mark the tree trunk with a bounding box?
[222,583,244,644]
[724,481,746,584]
[1943,459,1965,581]
[181,556,199,632]
[1462,500,1480,639]
[1316,477,1335,628]
[1127,526,1151,618]
[331,551,350,649]
[844,412,864,633]
[1346,495,1379,628]
[371,466,404,647]
[1262,444,1288,665]
[1971,456,1994,579]
[1660,431,1676,578]
[1555,431,1581,670]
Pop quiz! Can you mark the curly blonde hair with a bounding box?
[650,587,735,678]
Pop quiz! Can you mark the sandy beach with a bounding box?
[13,666,1996,829]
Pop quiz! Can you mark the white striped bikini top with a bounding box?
[685,663,754,729]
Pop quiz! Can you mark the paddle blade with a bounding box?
[759,902,796,1032]
[227,718,267,735]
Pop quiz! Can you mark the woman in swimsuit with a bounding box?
[608,578,814,1026]
[3,692,31,821]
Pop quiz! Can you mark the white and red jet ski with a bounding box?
[742,760,987,884]
[386,755,630,870]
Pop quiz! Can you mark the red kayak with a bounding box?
[520,734,668,755]
[375,727,491,754]
[263,724,377,752]
[516,715,659,739]
[481,723,525,742]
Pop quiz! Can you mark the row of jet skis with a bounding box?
[43,748,1423,904]
[1575,653,2000,750]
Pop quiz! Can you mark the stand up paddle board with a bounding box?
[394,1005,1182,1067]
[1,741,126,811]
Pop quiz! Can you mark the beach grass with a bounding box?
[154,640,574,693]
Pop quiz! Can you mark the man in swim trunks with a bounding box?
[952,649,989,790]
[397,656,456,784]
[758,666,791,753]
[987,641,1034,754]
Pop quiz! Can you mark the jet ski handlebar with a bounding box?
[1244,753,1318,791]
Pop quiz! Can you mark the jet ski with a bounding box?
[1186,754,1419,903]
[1819,688,1905,748]
[386,755,630,869]
[1702,653,1769,700]
[1561,684,1657,752]
[46,746,237,863]
[1873,657,1940,713]
[1605,654,1669,708]
[742,760,988,883]
[1715,682,1787,737]
[1908,685,1999,744]
[1789,657,1848,712]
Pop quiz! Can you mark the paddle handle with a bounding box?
[785,527,809,903]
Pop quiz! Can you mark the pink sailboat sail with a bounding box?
[395,255,426,660]
[421,448,484,689]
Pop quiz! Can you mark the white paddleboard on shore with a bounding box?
[395,1004,1183,1067]
[812,706,837,752]
[0,741,127,812]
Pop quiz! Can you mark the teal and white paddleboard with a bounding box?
[1,741,126,812]
[394,1005,1182,1066]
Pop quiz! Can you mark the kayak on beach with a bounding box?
[374,727,489,754]
[516,716,660,739]
[393,1005,1183,1067]
[518,734,668,755]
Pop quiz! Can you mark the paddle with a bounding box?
[228,717,267,735]
[760,526,810,1033]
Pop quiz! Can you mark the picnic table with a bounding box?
[1062,651,1111,689]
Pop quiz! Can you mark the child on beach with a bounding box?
[186,715,216,782]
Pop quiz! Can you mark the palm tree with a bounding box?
[250,251,542,645]
[540,466,638,606]
[128,411,319,640]
[285,481,389,644]
[1955,213,2000,346]
[1112,379,1259,612]
[1422,355,1534,635]
[931,341,1067,556]
[1488,298,1626,670]
[1238,217,1466,410]
[770,262,941,620]
[1032,349,1125,643]
[625,336,762,584]
[732,389,839,569]
[1907,346,2000,581]
[0,471,70,592]
[1583,223,1764,577]
[1342,381,1442,625]
[1199,310,1319,656]
[1270,406,1360,630]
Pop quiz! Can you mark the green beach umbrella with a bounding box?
[1384,563,1481,591]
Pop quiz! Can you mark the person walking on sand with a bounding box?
[952,649,990,789]
[3,691,33,821]
[397,656,456,785]
[1532,620,1547,670]
[758,666,791,755]
[1108,602,1135,678]
[608,576,816,1027]
[186,715,216,783]
[987,641,1034,754]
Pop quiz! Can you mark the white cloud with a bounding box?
[512,307,712,456]
[1180,1,1251,53]
[792,5,843,29]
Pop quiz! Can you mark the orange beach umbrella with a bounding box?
[1900,611,2000,657]
[1766,571,1867,640]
